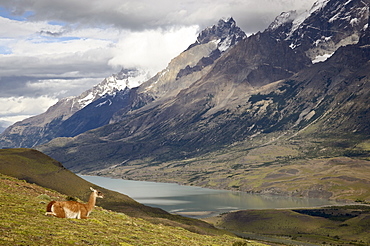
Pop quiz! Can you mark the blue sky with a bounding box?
[0,0,317,130]
[0,6,33,21]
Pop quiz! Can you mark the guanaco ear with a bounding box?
[90,187,96,192]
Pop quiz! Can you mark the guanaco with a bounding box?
[45,187,104,219]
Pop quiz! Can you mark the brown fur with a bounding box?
[46,200,56,213]
[45,187,103,219]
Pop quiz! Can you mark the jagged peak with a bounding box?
[220,16,235,23]
[217,17,236,28]
[189,17,246,51]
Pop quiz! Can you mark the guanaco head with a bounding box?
[90,187,104,199]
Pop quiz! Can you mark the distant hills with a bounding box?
[1,0,370,201]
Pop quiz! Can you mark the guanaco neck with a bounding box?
[86,192,97,212]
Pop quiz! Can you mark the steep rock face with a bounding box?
[137,17,246,99]
[110,18,246,123]
[205,31,311,87]
[188,17,246,51]
[268,0,369,61]
[55,88,154,138]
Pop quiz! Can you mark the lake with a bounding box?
[81,175,341,218]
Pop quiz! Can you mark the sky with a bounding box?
[0,0,317,131]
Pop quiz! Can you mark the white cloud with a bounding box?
[25,78,104,98]
[0,16,54,38]
[108,26,199,74]
[0,96,58,121]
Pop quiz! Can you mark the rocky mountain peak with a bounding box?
[267,0,369,62]
[138,18,246,99]
[188,17,246,51]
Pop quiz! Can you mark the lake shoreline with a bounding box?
[80,174,344,219]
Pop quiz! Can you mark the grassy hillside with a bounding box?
[205,207,370,246]
[0,173,267,246]
[0,148,227,235]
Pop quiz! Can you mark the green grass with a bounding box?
[0,173,268,246]
[206,207,370,245]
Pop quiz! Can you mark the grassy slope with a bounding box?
[0,148,227,235]
[0,173,267,246]
[205,207,370,246]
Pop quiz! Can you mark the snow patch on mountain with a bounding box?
[312,52,335,63]
[95,99,112,108]
[218,36,233,52]
[75,68,150,109]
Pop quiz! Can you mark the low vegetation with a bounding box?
[0,173,267,246]
[205,206,370,245]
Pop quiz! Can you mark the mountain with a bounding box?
[267,0,369,62]
[0,68,142,147]
[0,17,246,148]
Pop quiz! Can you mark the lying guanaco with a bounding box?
[45,187,104,219]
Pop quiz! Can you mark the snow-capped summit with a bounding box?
[268,0,330,33]
[76,68,150,109]
[267,0,369,62]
